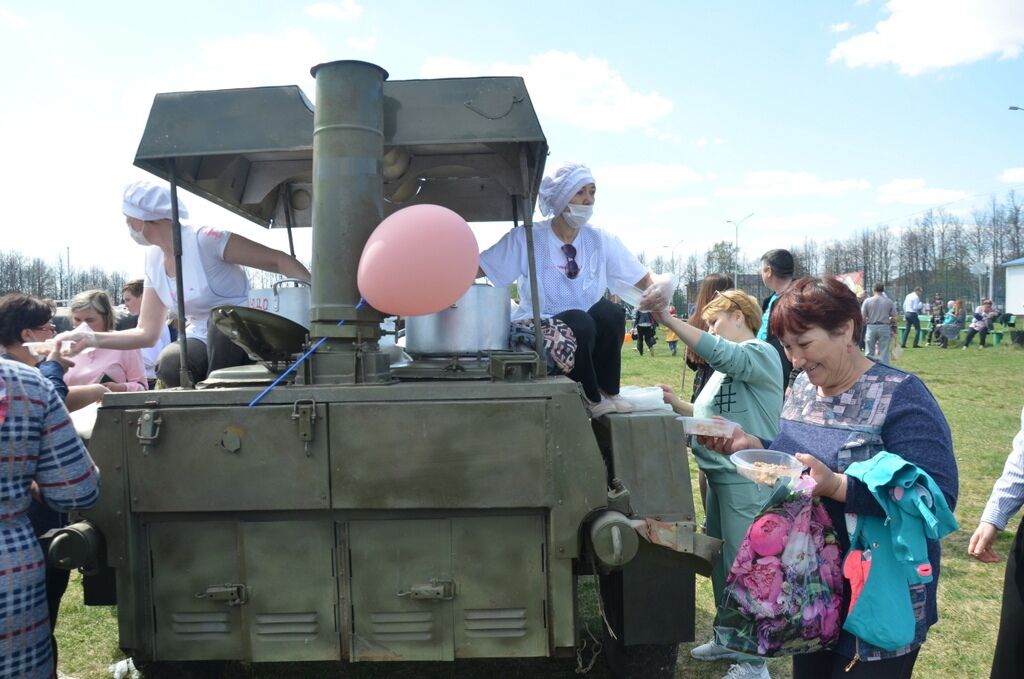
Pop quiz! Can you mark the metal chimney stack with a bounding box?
[308,60,390,384]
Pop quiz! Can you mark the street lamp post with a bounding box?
[725,212,754,289]
[661,238,685,308]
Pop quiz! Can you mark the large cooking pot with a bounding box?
[405,284,511,355]
[248,279,311,329]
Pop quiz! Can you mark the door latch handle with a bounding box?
[195,583,248,606]
[396,579,455,601]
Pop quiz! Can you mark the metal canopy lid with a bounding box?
[134,77,548,227]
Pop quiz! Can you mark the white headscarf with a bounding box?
[537,161,595,218]
[122,179,189,221]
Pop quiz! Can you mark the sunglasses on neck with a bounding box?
[561,243,580,279]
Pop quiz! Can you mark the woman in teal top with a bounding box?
[655,289,784,678]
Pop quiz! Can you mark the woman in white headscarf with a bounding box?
[59,179,311,386]
[479,161,667,417]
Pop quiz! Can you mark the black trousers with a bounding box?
[902,312,921,347]
[964,327,989,347]
[156,318,252,387]
[793,647,919,679]
[635,325,656,354]
[555,298,626,402]
[992,519,1024,679]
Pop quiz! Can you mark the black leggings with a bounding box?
[554,298,626,402]
[991,518,1024,678]
[793,648,919,679]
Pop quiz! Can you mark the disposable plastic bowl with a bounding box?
[677,416,738,438]
[731,449,805,485]
[23,341,57,356]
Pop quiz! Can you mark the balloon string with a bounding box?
[247,298,368,407]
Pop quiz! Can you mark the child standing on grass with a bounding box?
[665,305,680,356]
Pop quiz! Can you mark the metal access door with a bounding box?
[347,515,548,662]
[148,520,339,661]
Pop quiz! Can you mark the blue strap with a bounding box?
[247,298,367,407]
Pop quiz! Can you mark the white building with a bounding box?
[1006,256,1024,316]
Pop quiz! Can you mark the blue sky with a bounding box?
[2,0,1023,278]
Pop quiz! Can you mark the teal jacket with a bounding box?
[843,452,959,651]
[690,334,783,482]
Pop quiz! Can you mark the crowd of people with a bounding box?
[0,164,1019,679]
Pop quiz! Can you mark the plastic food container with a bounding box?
[732,449,805,485]
[677,416,738,438]
[22,341,71,356]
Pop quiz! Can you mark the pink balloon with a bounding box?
[357,204,480,316]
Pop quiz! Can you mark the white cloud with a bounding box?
[877,178,970,205]
[421,50,673,133]
[855,0,872,6]
[0,8,27,29]
[751,214,841,232]
[717,171,869,198]
[597,162,703,191]
[830,0,1024,76]
[305,0,363,21]
[645,127,682,143]
[830,22,852,33]
[998,167,1024,184]
[347,30,377,51]
[650,197,709,213]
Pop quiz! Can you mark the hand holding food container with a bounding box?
[691,417,764,455]
[53,322,97,357]
[731,449,804,486]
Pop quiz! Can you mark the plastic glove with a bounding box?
[53,322,96,357]
[637,273,676,312]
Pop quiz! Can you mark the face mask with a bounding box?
[562,204,593,229]
[128,224,151,246]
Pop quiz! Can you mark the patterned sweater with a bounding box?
[768,360,958,662]
[0,358,99,679]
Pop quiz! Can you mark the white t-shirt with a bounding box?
[479,219,646,321]
[143,224,249,343]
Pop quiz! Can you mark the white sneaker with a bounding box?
[586,397,617,418]
[602,391,634,413]
[690,637,740,661]
[722,661,770,679]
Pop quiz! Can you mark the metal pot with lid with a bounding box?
[404,284,511,355]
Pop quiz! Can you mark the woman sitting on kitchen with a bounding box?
[478,161,669,418]
[59,179,311,386]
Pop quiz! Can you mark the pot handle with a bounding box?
[272,278,312,293]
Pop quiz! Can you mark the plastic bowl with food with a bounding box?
[677,416,738,438]
[731,449,805,486]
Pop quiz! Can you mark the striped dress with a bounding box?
[0,358,99,679]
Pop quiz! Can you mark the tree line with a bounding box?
[0,251,287,306]
[645,191,1023,307]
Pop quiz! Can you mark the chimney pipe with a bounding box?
[308,60,390,383]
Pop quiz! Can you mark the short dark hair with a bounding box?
[873,283,885,293]
[0,293,54,346]
[760,249,795,279]
[770,276,863,343]
[122,278,144,298]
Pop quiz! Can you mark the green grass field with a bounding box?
[57,333,1024,679]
